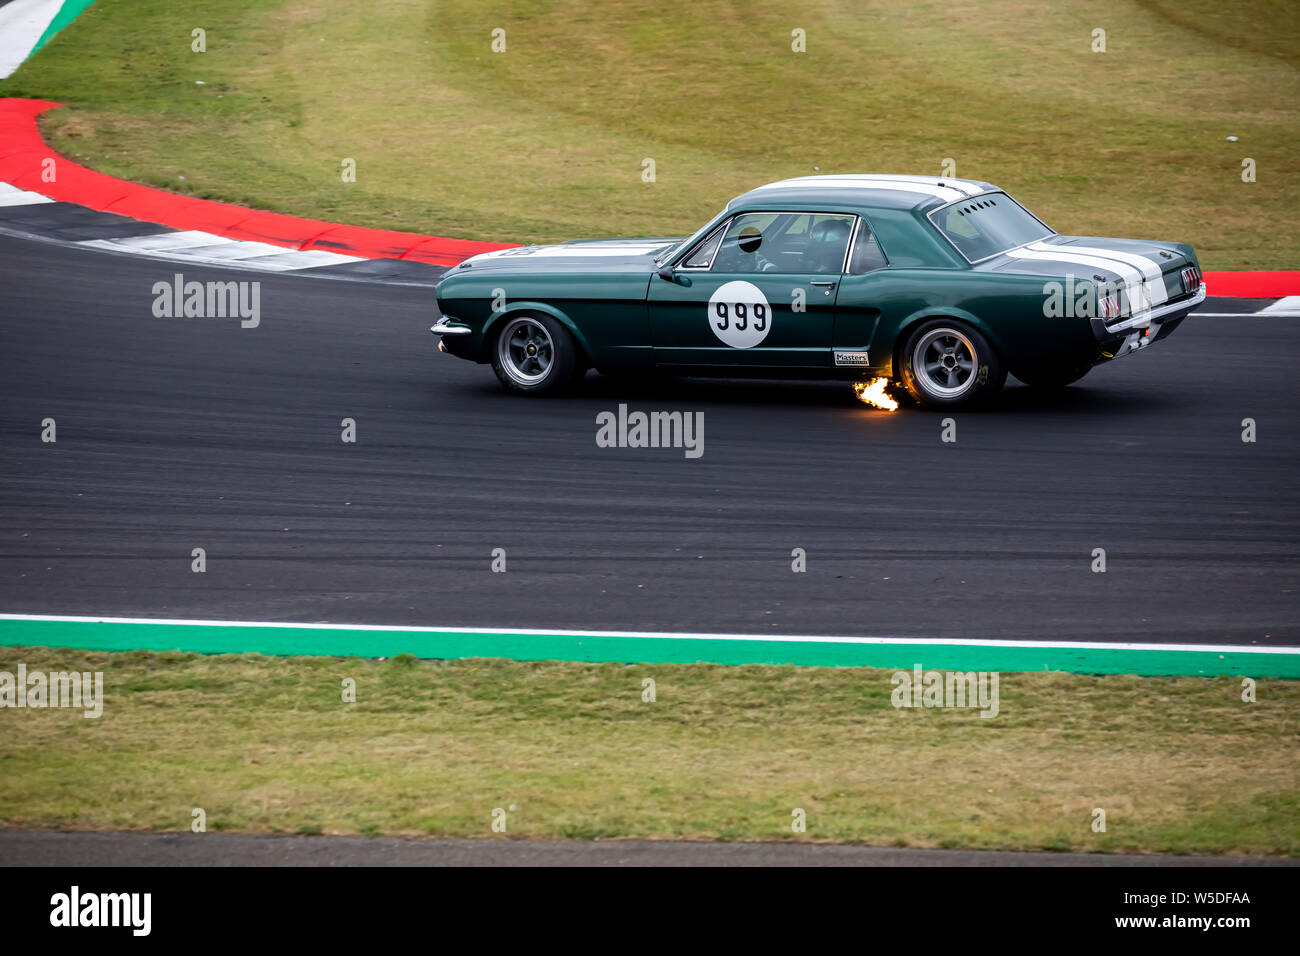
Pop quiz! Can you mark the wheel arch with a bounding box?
[889,308,1009,380]
[481,302,594,365]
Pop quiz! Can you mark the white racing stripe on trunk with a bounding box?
[0,182,54,206]
[78,232,364,272]
[1032,240,1168,306]
[1005,247,1150,318]
[0,0,62,79]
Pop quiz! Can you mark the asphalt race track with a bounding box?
[1,232,1296,646]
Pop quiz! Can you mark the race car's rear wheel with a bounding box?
[900,320,1004,409]
[491,314,580,394]
[1013,366,1091,389]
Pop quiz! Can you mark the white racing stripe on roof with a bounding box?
[760,177,967,203]
[779,174,985,191]
[0,182,54,206]
[1032,240,1168,307]
[816,174,986,197]
[1005,247,1150,317]
[78,232,364,272]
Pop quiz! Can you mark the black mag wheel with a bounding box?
[899,319,1005,409]
[490,313,581,395]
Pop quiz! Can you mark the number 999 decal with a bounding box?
[708,280,772,349]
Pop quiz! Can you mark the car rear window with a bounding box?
[929,193,1053,262]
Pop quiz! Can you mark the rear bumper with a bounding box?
[1090,282,1206,359]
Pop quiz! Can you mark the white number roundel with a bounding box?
[708,280,772,349]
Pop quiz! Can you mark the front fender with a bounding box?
[482,302,595,364]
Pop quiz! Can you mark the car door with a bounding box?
[648,211,856,368]
[830,216,892,370]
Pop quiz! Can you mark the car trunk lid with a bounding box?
[983,235,1199,316]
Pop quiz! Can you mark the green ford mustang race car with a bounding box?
[430,175,1205,407]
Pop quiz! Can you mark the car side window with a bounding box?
[800,214,855,274]
[681,223,725,268]
[710,212,854,274]
[848,220,889,274]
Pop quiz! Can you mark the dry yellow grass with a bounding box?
[2,646,1296,853]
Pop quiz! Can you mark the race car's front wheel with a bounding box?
[899,320,1004,409]
[1013,366,1091,389]
[491,314,581,395]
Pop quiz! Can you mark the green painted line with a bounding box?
[33,0,96,53]
[1,617,1296,678]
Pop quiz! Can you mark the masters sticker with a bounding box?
[708,280,772,349]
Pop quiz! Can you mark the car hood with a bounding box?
[979,234,1197,310]
[447,237,678,275]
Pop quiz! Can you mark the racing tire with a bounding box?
[491,313,581,395]
[899,319,1005,409]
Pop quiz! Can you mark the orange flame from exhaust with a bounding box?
[852,377,899,411]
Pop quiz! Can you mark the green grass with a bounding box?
[2,0,1297,268]
[2,646,1297,854]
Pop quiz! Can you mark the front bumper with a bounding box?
[430,317,479,359]
[1090,282,1206,360]
[430,319,473,337]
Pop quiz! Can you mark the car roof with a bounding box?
[728,174,1001,212]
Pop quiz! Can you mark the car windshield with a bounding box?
[655,209,728,263]
[929,193,1053,261]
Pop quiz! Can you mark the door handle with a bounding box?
[810,280,836,286]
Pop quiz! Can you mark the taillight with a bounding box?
[1180,266,1199,294]
[1100,289,1121,320]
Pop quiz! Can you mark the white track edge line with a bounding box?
[0,614,1294,655]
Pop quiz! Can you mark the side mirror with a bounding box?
[657,265,677,283]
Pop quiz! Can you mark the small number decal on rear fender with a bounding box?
[709,280,772,349]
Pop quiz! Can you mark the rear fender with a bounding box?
[890,308,1010,378]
